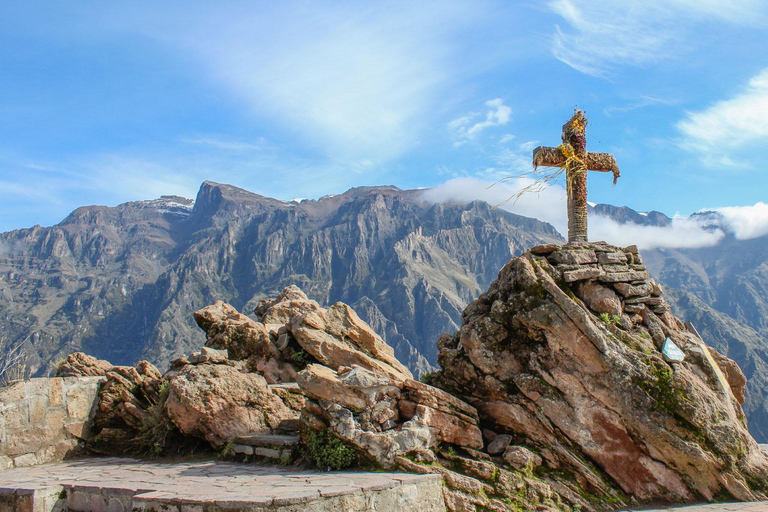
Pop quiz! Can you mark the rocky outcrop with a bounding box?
[56,353,113,378]
[53,276,768,511]
[436,242,768,507]
[193,301,298,383]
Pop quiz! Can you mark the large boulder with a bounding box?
[86,360,166,453]
[436,242,768,507]
[164,363,297,448]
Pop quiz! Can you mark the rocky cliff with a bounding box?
[0,182,561,379]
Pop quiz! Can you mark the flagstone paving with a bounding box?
[0,457,445,511]
[2,455,768,511]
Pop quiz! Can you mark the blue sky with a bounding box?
[2,1,768,244]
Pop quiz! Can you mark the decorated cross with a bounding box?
[532,109,620,243]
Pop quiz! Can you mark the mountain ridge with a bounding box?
[3,181,768,441]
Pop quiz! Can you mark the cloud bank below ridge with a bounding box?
[423,178,768,250]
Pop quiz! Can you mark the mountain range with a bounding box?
[2,181,767,442]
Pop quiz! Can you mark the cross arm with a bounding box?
[585,152,620,184]
[532,146,565,169]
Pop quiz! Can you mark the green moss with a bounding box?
[303,428,357,471]
[288,348,315,370]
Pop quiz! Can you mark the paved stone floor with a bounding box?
[0,457,444,511]
[2,457,768,511]
[629,504,768,511]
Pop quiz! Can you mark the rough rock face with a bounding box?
[56,352,113,378]
[164,363,296,448]
[193,300,298,384]
[84,359,166,453]
[436,242,768,505]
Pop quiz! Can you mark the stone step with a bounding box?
[234,433,299,447]
[276,418,300,434]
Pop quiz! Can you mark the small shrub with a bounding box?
[303,428,357,471]
[420,372,435,385]
[598,312,621,325]
[136,381,174,456]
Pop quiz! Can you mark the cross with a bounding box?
[532,109,620,243]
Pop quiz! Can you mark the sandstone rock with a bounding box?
[708,346,747,405]
[597,251,627,265]
[486,434,512,455]
[255,285,322,325]
[503,445,542,471]
[575,281,622,315]
[530,243,559,255]
[549,249,597,265]
[193,300,297,384]
[165,363,297,448]
[297,362,483,466]
[56,352,113,377]
[95,361,163,431]
[436,243,768,507]
[613,281,654,298]
[562,267,605,283]
[291,302,413,380]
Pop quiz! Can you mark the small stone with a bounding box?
[530,243,560,255]
[651,281,664,297]
[549,249,598,265]
[623,244,639,254]
[233,444,254,455]
[613,282,653,298]
[597,251,628,264]
[575,281,622,315]
[563,267,605,283]
[503,445,542,471]
[487,434,513,455]
[598,270,650,283]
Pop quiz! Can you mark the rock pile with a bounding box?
[59,257,768,511]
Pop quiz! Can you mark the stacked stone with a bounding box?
[531,241,670,328]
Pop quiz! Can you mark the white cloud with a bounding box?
[549,0,767,76]
[182,136,271,153]
[422,177,568,234]
[711,202,768,240]
[423,178,729,250]
[677,68,768,166]
[448,98,512,143]
[589,215,724,250]
[499,134,516,144]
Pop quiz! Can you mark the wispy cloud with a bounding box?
[549,0,768,76]
[676,67,768,167]
[182,136,272,153]
[448,98,512,146]
[603,95,678,116]
[134,3,487,167]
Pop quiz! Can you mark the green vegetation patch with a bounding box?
[303,428,357,471]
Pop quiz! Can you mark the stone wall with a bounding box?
[0,376,103,468]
